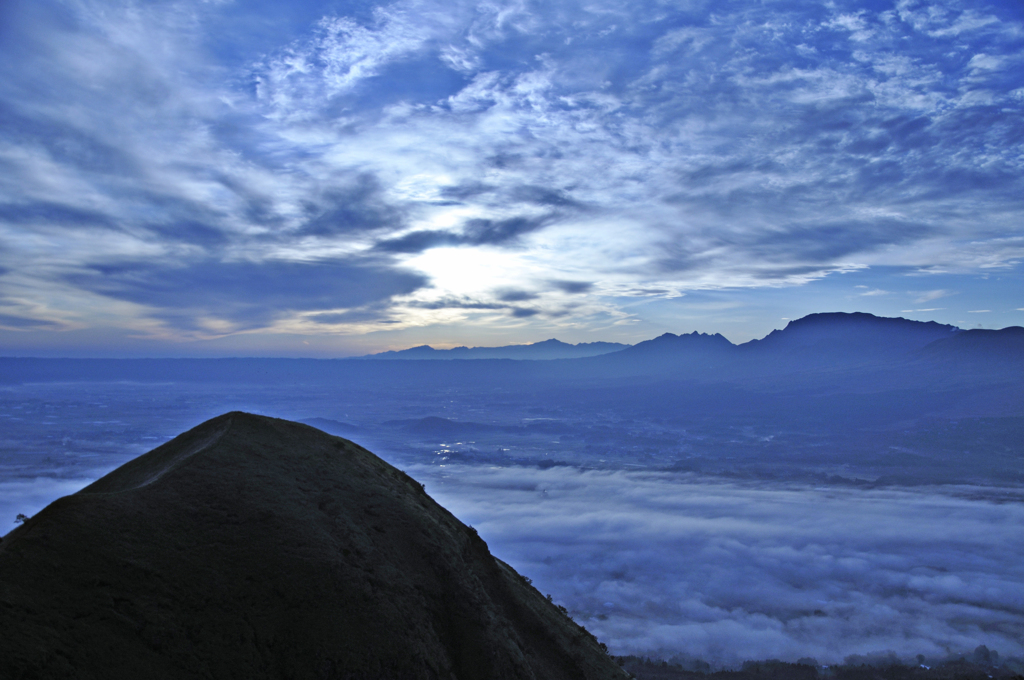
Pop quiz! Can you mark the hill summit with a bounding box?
[0,412,627,680]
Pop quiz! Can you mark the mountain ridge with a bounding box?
[359,338,630,360]
[355,312,967,366]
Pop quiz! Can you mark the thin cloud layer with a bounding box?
[0,0,1022,347]
[413,464,1024,665]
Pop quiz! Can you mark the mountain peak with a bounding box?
[744,312,961,355]
[0,413,627,680]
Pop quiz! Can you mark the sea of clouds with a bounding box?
[0,477,97,529]
[410,463,1024,666]
[5,458,1022,666]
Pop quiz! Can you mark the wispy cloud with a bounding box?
[913,290,954,304]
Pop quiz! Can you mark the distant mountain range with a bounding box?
[741,312,960,353]
[347,312,1020,377]
[359,338,630,360]
[357,312,972,366]
[1,313,1021,388]
[0,413,627,680]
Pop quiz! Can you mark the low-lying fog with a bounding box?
[414,464,1024,665]
[6,462,1020,666]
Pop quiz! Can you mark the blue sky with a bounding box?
[1,0,1022,356]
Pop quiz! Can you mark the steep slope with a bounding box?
[0,413,628,680]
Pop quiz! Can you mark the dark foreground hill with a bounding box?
[0,413,628,680]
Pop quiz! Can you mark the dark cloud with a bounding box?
[300,175,405,236]
[374,215,555,254]
[495,288,538,302]
[145,220,231,247]
[0,100,141,177]
[407,296,506,311]
[462,215,552,246]
[510,307,539,318]
[208,170,286,229]
[485,152,526,169]
[511,185,584,209]
[0,202,117,229]
[439,182,495,201]
[748,265,841,280]
[66,257,428,329]
[374,229,463,254]
[307,308,397,325]
[748,220,937,262]
[0,313,60,330]
[655,218,936,276]
[550,280,594,294]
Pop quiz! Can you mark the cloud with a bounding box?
[373,229,463,254]
[298,174,407,236]
[495,288,538,302]
[0,477,97,532]
[550,280,594,294]
[462,216,555,247]
[510,307,540,318]
[1,0,1023,344]
[410,463,1024,666]
[66,257,428,332]
[0,313,63,331]
[406,296,507,311]
[913,290,954,304]
[304,307,398,325]
[374,215,556,254]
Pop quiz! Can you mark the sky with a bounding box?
[1,0,1023,356]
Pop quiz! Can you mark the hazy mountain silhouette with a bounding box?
[740,312,960,358]
[618,331,735,358]
[573,331,736,377]
[299,416,364,437]
[919,326,1024,362]
[360,338,629,361]
[0,413,627,680]
[383,416,505,437]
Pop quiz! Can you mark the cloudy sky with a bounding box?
[1,0,1022,356]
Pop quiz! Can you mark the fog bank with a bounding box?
[412,464,1024,665]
